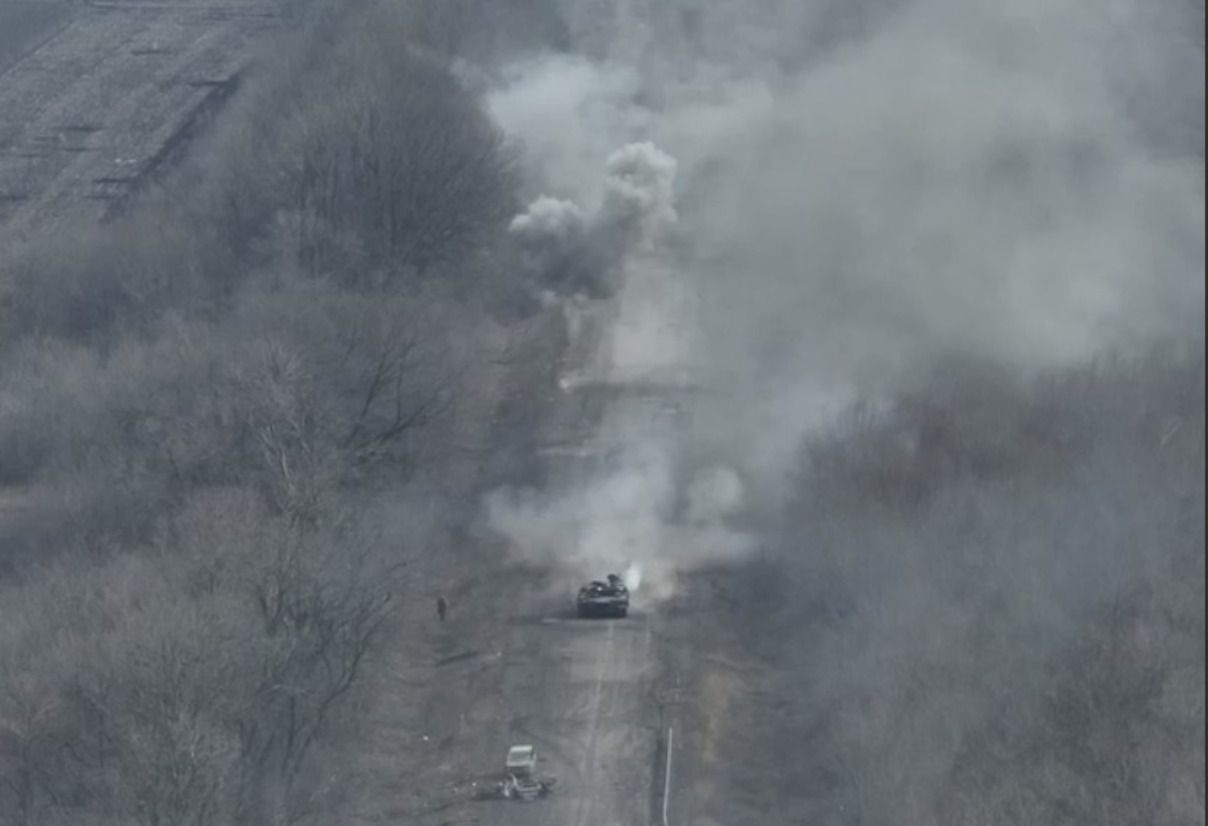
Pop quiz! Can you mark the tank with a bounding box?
[576,573,629,618]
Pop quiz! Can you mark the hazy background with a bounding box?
[483,0,1203,578]
[479,1,1204,822]
[0,0,1201,823]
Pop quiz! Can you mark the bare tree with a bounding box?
[280,39,515,280]
[0,489,405,826]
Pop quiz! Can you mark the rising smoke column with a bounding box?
[596,141,693,376]
[488,0,1204,498]
[599,140,679,248]
[490,140,750,602]
[508,195,587,291]
[482,2,1202,819]
[507,140,680,298]
[485,438,754,602]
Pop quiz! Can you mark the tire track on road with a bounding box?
[572,619,614,825]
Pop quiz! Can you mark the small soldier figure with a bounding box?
[436,595,448,622]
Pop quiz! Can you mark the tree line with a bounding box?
[0,1,554,822]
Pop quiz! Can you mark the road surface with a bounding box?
[486,608,659,825]
[470,301,666,826]
[386,297,692,826]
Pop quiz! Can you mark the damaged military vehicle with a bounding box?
[576,574,629,618]
[474,744,556,801]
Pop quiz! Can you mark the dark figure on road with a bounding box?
[436,595,448,622]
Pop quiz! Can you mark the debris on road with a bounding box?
[473,744,556,801]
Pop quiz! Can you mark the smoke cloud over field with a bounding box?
[509,195,586,286]
[507,140,680,301]
[477,4,1203,820]
[486,442,754,600]
[599,140,678,245]
[509,196,585,250]
[492,135,743,598]
[484,0,1203,599]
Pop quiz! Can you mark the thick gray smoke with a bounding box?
[599,140,678,246]
[509,195,585,249]
[511,140,689,374]
[480,3,1203,820]
[507,140,680,303]
[485,0,1203,598]
[508,195,586,287]
[485,442,753,601]
[492,137,742,599]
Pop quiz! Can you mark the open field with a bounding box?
[0,0,283,235]
[0,1,1199,823]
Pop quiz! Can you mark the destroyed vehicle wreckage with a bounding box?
[475,745,556,801]
[576,573,629,618]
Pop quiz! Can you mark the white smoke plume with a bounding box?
[600,141,679,248]
[488,53,648,209]
[509,140,690,372]
[599,140,692,376]
[507,141,679,289]
[495,138,733,598]
[484,442,753,603]
[509,195,587,287]
[490,136,723,603]
[685,465,744,524]
[483,0,1203,603]
[508,195,585,246]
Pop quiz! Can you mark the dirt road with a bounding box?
[382,304,684,825]
[485,608,659,825]
[382,567,664,826]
